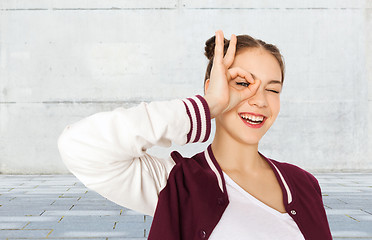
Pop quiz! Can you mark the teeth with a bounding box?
[240,114,264,122]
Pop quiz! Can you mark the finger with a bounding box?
[213,30,224,64]
[223,34,237,68]
[245,79,261,94]
[227,67,255,84]
[248,79,261,92]
[240,79,261,100]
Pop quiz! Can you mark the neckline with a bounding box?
[222,171,291,219]
[206,144,292,205]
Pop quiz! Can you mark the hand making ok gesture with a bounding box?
[204,30,261,119]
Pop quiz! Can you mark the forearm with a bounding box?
[57,95,211,215]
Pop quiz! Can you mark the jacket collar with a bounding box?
[203,144,293,205]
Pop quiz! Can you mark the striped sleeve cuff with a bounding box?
[182,95,211,143]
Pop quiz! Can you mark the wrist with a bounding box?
[203,95,219,119]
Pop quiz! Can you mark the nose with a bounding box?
[248,88,268,108]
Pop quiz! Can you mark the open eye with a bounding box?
[236,82,250,87]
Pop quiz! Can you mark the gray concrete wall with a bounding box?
[0,0,371,173]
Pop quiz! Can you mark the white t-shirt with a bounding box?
[209,172,305,240]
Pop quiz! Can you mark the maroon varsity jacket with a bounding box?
[148,144,333,239]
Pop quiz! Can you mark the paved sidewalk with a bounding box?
[0,173,371,239]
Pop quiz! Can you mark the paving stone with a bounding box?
[0,222,28,229]
[326,209,368,216]
[0,216,60,222]
[332,229,372,238]
[71,203,122,211]
[113,221,152,237]
[22,220,61,230]
[0,229,53,238]
[42,210,122,216]
[49,219,146,238]
[0,209,46,216]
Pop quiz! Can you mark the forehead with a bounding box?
[231,48,282,83]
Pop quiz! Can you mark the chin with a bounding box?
[237,135,262,145]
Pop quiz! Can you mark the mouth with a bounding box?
[238,112,267,128]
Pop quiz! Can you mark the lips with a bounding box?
[238,112,267,128]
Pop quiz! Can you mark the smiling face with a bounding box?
[215,47,283,145]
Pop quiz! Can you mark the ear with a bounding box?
[204,79,210,95]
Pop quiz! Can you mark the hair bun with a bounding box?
[204,36,216,60]
[204,35,229,60]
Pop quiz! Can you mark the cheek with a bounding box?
[216,109,239,128]
[219,109,237,122]
[268,95,280,116]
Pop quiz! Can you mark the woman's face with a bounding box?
[215,47,283,145]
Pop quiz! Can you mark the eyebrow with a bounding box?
[250,73,282,85]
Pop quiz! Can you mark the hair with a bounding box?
[204,34,285,88]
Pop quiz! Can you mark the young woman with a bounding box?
[58,30,332,239]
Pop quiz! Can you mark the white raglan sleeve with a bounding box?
[57,95,211,216]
